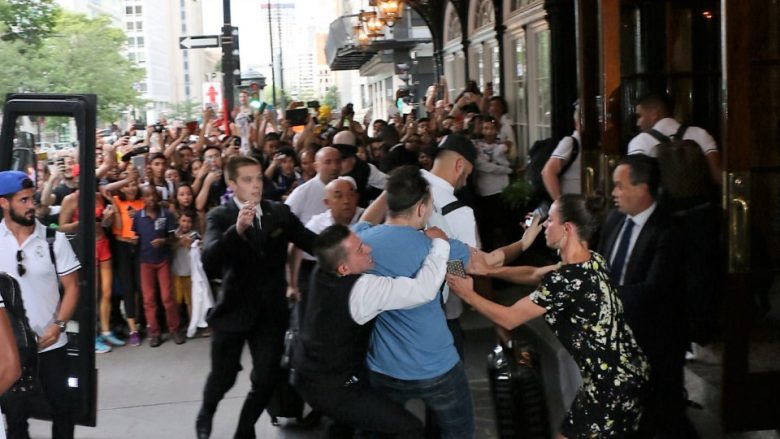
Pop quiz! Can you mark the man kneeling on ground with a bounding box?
[292,223,451,438]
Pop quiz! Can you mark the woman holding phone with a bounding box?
[447,194,650,438]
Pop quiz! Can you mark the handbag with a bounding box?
[0,272,39,396]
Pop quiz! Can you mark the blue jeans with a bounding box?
[369,362,475,439]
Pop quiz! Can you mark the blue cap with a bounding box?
[0,171,32,197]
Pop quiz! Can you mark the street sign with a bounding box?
[179,35,221,49]
[202,82,222,108]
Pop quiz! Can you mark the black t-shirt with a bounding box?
[53,183,77,206]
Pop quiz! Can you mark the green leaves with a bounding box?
[0,0,59,46]
[0,9,144,122]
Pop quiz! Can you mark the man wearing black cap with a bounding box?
[423,133,479,358]
[0,171,81,439]
[263,146,300,201]
[333,130,386,207]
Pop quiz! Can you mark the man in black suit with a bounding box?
[598,154,694,438]
[195,155,316,439]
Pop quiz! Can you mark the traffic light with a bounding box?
[249,83,262,110]
[231,27,241,86]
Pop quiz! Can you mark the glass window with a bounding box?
[446,8,462,42]
[138,82,147,92]
[476,0,495,29]
[136,21,143,31]
[136,52,145,63]
[476,45,485,90]
[136,37,144,48]
[513,34,528,157]
[135,5,142,14]
[534,29,552,140]
[127,37,135,46]
[126,22,134,31]
[127,52,136,62]
[492,45,501,94]
[125,6,133,14]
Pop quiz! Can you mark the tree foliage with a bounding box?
[322,85,340,109]
[0,0,59,46]
[0,11,144,123]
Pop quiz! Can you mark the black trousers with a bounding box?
[4,347,74,439]
[295,373,423,439]
[200,318,287,439]
[113,240,141,320]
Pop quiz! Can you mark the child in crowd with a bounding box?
[171,209,199,326]
[132,185,184,347]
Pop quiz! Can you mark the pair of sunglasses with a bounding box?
[17,250,26,276]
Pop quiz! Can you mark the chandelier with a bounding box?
[352,0,405,48]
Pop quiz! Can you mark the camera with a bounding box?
[154,122,164,133]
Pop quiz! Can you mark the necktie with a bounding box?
[610,218,635,284]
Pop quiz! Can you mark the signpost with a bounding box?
[178,35,221,50]
[202,82,222,109]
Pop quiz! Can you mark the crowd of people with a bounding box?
[0,81,722,439]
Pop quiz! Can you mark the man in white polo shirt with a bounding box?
[421,133,480,357]
[284,146,342,225]
[0,171,81,439]
[628,93,722,186]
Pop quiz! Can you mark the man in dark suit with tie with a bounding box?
[195,155,316,439]
[598,154,694,438]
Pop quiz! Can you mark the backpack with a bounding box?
[526,136,579,206]
[646,125,714,209]
[0,272,39,395]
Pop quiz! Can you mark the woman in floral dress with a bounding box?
[447,194,650,438]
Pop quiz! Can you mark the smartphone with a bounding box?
[306,100,320,109]
[131,155,146,171]
[258,102,268,114]
[446,260,466,278]
[286,108,309,127]
[524,206,549,228]
[133,123,145,130]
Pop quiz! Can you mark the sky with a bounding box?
[202,0,337,72]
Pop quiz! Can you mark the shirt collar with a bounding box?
[421,170,454,195]
[628,202,657,228]
[233,196,263,218]
[0,219,45,244]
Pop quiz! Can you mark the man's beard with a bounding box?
[10,208,36,226]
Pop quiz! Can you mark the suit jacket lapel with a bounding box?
[623,210,658,283]
[605,212,625,264]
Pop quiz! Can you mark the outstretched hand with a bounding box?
[424,226,447,241]
[446,273,475,302]
[520,213,544,248]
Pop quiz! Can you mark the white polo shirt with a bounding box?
[284,175,328,225]
[627,118,718,157]
[0,219,80,353]
[550,131,582,195]
[421,169,479,320]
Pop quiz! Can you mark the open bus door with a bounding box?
[0,93,98,427]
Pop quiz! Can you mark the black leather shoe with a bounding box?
[196,409,213,439]
[172,330,186,345]
[149,336,162,348]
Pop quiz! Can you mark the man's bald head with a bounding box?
[325,177,358,225]
[315,146,342,184]
[333,130,356,147]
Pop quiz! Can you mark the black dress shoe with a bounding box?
[149,336,162,348]
[172,330,186,345]
[196,409,213,439]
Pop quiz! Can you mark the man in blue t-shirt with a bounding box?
[354,165,476,438]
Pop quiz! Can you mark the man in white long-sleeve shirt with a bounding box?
[292,223,451,438]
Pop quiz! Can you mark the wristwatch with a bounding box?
[53,320,67,333]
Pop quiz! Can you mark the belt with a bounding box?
[115,236,138,244]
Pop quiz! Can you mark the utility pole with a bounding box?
[277,3,285,109]
[222,0,236,122]
[267,0,277,107]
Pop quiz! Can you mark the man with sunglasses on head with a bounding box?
[0,171,81,439]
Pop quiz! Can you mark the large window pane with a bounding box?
[514,34,528,158]
[534,29,551,141]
